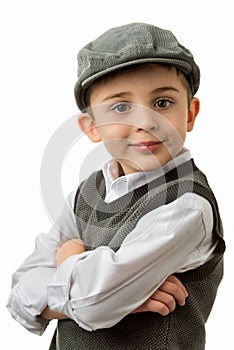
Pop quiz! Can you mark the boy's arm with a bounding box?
[7,192,212,334]
[41,276,188,320]
[6,192,80,335]
[47,193,214,331]
[40,239,86,320]
[41,241,188,320]
[56,241,188,313]
[56,239,86,267]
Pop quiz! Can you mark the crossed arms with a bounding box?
[7,191,213,334]
[41,239,188,320]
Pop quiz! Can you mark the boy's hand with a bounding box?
[56,239,86,268]
[132,275,188,316]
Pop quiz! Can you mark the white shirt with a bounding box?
[6,149,216,335]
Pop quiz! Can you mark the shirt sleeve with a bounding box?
[6,192,80,335]
[47,192,215,332]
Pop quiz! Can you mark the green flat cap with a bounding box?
[74,22,200,110]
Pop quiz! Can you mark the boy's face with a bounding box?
[79,65,199,175]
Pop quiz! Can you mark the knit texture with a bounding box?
[74,22,200,110]
[49,159,225,350]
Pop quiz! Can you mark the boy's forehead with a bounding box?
[89,65,185,104]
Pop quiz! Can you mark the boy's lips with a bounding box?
[130,141,163,153]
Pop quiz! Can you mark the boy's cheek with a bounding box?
[102,139,126,157]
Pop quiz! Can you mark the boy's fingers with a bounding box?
[146,299,170,316]
[156,278,188,306]
[132,293,173,316]
[133,275,188,315]
[166,275,189,298]
[150,290,176,313]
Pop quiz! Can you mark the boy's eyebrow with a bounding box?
[101,86,180,102]
[150,86,181,94]
[102,92,131,102]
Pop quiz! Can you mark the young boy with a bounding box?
[7,23,225,349]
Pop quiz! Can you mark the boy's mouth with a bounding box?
[130,141,163,153]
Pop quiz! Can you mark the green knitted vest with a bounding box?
[49,159,225,350]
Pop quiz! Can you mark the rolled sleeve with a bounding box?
[7,267,55,335]
[47,253,93,331]
[6,191,80,334]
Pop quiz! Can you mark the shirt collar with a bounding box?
[102,148,191,202]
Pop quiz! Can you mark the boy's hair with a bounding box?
[85,63,193,108]
[74,22,200,111]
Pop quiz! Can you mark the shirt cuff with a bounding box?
[6,284,49,335]
[7,267,55,335]
[47,253,92,331]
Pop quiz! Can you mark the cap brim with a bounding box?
[75,57,192,111]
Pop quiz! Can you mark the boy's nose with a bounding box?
[134,106,160,132]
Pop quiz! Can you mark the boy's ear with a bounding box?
[187,97,200,132]
[78,113,102,142]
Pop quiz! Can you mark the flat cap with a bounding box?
[74,22,200,110]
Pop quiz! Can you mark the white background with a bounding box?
[1,0,232,348]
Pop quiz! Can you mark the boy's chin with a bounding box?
[117,156,168,175]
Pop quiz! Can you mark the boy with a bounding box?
[7,23,225,349]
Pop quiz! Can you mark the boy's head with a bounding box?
[74,22,200,111]
[76,23,200,174]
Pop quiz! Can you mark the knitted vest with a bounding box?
[49,159,225,350]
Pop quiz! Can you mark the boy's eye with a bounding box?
[154,98,173,109]
[111,102,131,113]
